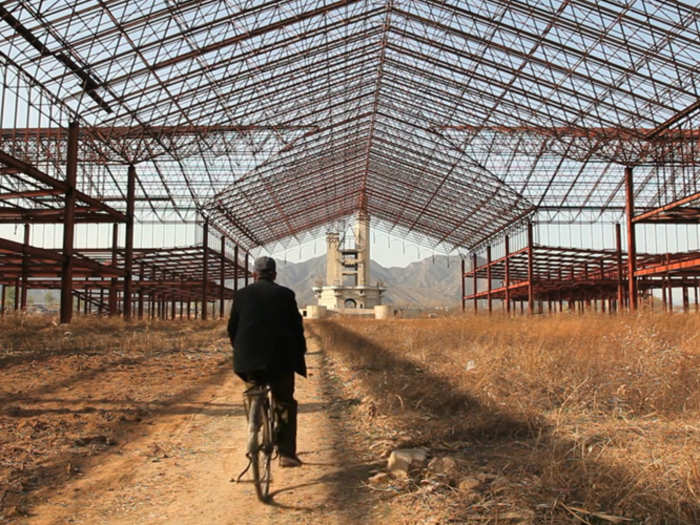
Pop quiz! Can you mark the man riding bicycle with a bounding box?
[228,256,307,468]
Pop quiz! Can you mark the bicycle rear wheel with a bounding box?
[250,395,273,502]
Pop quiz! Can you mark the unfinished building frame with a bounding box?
[0,1,697,321]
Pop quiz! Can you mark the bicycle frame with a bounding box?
[237,382,279,502]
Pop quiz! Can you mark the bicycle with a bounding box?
[236,383,279,502]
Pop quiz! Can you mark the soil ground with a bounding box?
[1,321,385,525]
[3,314,698,524]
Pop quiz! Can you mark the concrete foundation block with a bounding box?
[306,305,327,319]
[374,305,391,319]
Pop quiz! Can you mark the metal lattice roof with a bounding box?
[0,0,698,251]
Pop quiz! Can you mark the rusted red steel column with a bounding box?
[149,267,156,320]
[137,263,144,320]
[666,254,675,313]
[615,223,623,312]
[558,269,563,312]
[695,282,699,312]
[14,279,19,311]
[234,244,239,293]
[220,236,225,319]
[20,223,30,310]
[1,284,6,316]
[527,222,534,315]
[682,285,689,313]
[504,235,511,314]
[180,278,185,319]
[486,245,492,315]
[202,218,209,320]
[599,259,606,312]
[624,167,637,311]
[244,251,250,287]
[60,121,79,324]
[662,278,668,311]
[109,223,119,316]
[460,259,465,312]
[472,253,478,314]
[123,165,136,320]
[583,262,590,311]
[568,268,575,312]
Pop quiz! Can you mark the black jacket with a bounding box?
[228,279,307,378]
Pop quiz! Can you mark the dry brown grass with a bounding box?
[0,314,231,519]
[0,314,227,363]
[309,312,700,524]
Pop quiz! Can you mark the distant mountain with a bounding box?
[275,255,463,307]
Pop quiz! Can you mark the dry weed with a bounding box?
[310,312,699,524]
[0,314,231,520]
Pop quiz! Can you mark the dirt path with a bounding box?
[20,333,381,525]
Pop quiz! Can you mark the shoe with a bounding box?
[279,455,302,468]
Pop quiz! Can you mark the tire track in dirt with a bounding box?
[20,332,381,525]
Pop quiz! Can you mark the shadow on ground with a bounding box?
[309,320,699,524]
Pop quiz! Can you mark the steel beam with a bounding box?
[20,223,29,310]
[504,235,511,315]
[625,167,637,311]
[632,191,700,223]
[615,223,623,311]
[527,222,534,315]
[220,236,225,319]
[109,223,119,316]
[123,165,136,320]
[138,264,144,320]
[60,122,78,324]
[202,218,209,320]
[486,245,492,314]
[233,244,239,293]
[0,150,126,221]
[460,258,465,312]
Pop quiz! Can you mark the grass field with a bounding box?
[1,311,698,523]
[0,315,231,519]
[310,312,699,524]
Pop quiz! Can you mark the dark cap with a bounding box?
[253,256,276,273]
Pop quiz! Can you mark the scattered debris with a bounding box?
[457,476,481,493]
[73,435,115,447]
[368,472,390,486]
[387,448,429,478]
[426,455,460,483]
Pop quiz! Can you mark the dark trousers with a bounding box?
[244,370,298,457]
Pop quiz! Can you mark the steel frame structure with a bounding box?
[0,1,698,320]
[463,222,700,315]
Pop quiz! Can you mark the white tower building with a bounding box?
[313,211,385,310]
